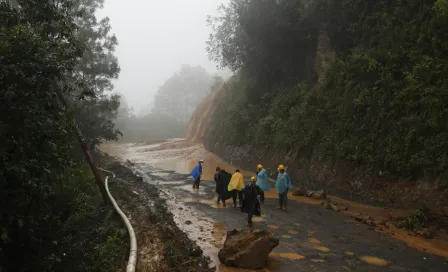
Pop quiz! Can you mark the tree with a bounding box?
[205,0,448,179]
[153,65,212,123]
[0,0,121,269]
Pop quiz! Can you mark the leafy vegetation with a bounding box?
[206,0,448,179]
[398,209,429,231]
[0,0,124,270]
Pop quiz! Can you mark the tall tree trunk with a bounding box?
[55,87,109,204]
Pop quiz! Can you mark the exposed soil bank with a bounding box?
[96,152,213,272]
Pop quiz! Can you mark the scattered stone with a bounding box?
[136,176,143,182]
[185,220,192,225]
[307,189,327,199]
[351,213,376,227]
[415,228,435,239]
[326,203,341,212]
[218,228,279,269]
[292,187,307,196]
[323,201,348,212]
[178,207,183,210]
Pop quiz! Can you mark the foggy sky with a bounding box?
[97,0,231,115]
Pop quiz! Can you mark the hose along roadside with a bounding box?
[99,168,137,272]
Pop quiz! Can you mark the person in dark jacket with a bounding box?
[241,176,262,225]
[214,167,231,206]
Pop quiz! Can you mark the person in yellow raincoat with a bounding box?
[228,169,245,208]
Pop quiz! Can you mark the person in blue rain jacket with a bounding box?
[256,164,270,204]
[275,164,292,211]
[190,160,204,189]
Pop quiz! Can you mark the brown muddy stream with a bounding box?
[100,139,448,272]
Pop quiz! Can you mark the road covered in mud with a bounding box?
[100,139,448,272]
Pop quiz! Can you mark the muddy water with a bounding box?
[102,140,258,181]
[100,140,448,272]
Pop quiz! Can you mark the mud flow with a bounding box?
[100,140,448,272]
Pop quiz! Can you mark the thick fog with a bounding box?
[97,0,231,115]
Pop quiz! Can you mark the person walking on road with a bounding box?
[241,176,262,225]
[256,164,270,204]
[228,169,245,208]
[275,164,292,211]
[190,160,204,189]
[214,167,232,206]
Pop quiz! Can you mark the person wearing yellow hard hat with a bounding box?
[256,164,269,204]
[241,176,262,225]
[275,164,292,211]
[228,169,245,208]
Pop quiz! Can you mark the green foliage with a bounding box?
[0,0,123,270]
[47,166,127,272]
[398,209,429,231]
[206,0,448,178]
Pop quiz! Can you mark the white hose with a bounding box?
[99,168,137,272]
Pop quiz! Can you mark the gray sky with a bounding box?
[97,0,231,115]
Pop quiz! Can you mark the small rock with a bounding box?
[185,220,192,225]
[292,187,307,196]
[328,204,341,212]
[415,229,434,239]
[308,189,327,199]
[218,228,279,269]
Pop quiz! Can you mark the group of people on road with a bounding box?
[190,161,292,225]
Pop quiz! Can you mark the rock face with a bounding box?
[218,228,279,269]
[292,187,307,196]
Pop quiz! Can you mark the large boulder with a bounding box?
[218,228,279,269]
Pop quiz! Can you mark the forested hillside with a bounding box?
[115,66,225,142]
[203,0,448,202]
[0,0,125,270]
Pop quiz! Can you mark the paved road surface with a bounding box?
[137,167,447,272]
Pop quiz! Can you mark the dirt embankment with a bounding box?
[97,153,213,272]
[186,76,238,143]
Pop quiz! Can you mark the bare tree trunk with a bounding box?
[55,88,109,204]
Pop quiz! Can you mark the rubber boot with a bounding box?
[282,204,287,211]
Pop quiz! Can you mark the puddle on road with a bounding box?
[288,230,298,235]
[281,235,292,239]
[267,225,279,230]
[270,252,305,260]
[311,259,326,263]
[211,222,227,248]
[154,181,185,185]
[359,256,389,266]
[252,217,265,222]
[315,246,331,252]
[345,251,355,256]
[184,197,228,209]
[307,238,322,244]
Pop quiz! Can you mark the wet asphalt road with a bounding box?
[136,167,448,272]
